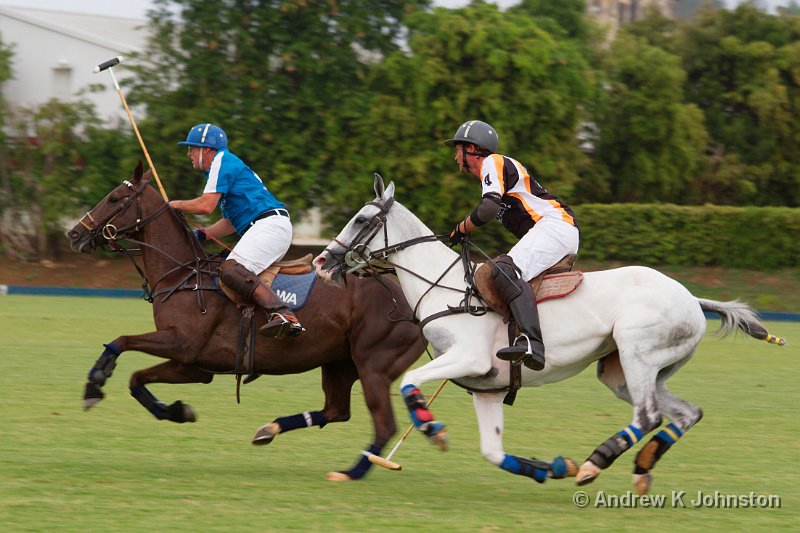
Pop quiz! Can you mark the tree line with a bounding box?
[1,0,799,259]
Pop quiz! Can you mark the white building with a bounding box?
[0,5,147,123]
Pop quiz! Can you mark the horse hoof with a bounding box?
[325,472,353,482]
[431,429,449,452]
[576,461,601,486]
[633,473,653,495]
[83,396,103,411]
[252,422,281,445]
[182,404,197,423]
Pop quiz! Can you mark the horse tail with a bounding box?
[697,298,785,346]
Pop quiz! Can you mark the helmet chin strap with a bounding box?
[461,143,488,173]
[199,148,204,170]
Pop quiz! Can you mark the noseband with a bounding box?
[328,197,396,275]
[78,180,169,244]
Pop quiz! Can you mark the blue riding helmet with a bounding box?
[177,123,228,150]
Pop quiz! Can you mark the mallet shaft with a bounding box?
[95,57,169,201]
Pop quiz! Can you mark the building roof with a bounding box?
[0,5,146,53]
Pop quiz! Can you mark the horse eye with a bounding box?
[355,215,366,224]
[109,195,120,203]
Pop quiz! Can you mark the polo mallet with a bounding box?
[93,56,169,201]
[367,379,448,471]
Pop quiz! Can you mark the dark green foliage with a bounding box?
[323,2,594,232]
[575,203,800,269]
[127,0,430,213]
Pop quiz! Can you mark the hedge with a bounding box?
[572,204,800,269]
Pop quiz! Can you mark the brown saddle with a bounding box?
[258,253,314,288]
[219,254,314,306]
[474,254,582,323]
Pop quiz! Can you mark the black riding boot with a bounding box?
[491,256,545,371]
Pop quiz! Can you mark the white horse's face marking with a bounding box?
[313,176,396,282]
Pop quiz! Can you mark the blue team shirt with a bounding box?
[202,149,285,235]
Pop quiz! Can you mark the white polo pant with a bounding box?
[228,215,293,275]
[507,217,580,282]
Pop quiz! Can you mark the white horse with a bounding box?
[313,175,784,494]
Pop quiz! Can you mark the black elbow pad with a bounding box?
[469,193,502,226]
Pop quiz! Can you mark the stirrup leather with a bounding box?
[260,313,305,339]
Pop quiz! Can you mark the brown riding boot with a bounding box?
[251,284,304,338]
[219,259,304,339]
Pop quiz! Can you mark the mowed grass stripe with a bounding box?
[0,295,797,532]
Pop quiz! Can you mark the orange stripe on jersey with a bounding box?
[508,192,544,222]
[548,199,575,225]
[491,155,506,194]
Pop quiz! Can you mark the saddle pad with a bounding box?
[271,272,317,311]
[536,272,583,303]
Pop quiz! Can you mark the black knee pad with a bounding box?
[490,255,523,302]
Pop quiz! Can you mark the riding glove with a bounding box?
[195,228,207,242]
[449,224,467,247]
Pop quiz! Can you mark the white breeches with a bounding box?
[508,217,579,281]
[228,215,293,275]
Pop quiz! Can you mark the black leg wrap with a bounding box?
[634,435,672,474]
[87,346,120,386]
[130,384,169,420]
[588,434,631,470]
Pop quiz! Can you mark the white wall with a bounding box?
[0,6,147,124]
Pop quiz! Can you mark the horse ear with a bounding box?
[385,181,395,199]
[374,173,386,199]
[133,160,144,183]
[142,168,152,183]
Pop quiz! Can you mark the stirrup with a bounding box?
[260,312,305,339]
[496,335,545,371]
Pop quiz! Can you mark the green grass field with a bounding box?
[1,295,797,532]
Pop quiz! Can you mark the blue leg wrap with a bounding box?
[617,424,644,447]
[499,454,550,484]
[273,411,328,432]
[343,444,381,481]
[549,456,569,479]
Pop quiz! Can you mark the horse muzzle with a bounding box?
[313,252,344,285]
[66,227,101,253]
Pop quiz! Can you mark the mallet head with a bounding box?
[93,56,124,74]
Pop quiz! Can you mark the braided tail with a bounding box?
[698,298,785,346]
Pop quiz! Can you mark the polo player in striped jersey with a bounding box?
[445,120,579,371]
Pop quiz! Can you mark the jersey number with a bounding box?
[484,174,492,186]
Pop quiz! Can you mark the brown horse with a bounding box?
[66,161,426,480]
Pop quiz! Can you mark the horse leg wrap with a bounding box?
[499,454,551,483]
[401,385,444,437]
[587,429,639,470]
[342,444,382,481]
[87,343,121,386]
[634,423,682,474]
[401,385,433,426]
[273,411,328,433]
[130,384,169,420]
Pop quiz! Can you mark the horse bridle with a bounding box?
[324,197,489,328]
[78,179,170,243]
